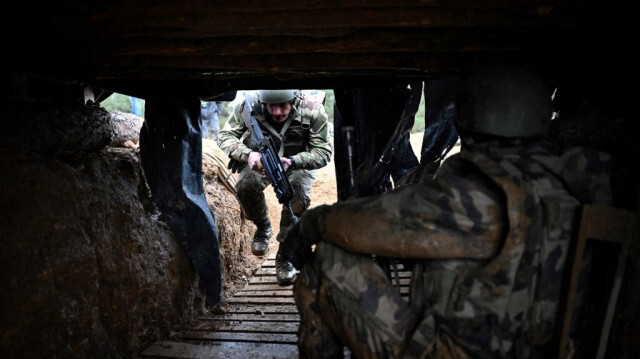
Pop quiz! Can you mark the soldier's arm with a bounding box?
[298,170,505,259]
[216,102,252,162]
[289,104,332,170]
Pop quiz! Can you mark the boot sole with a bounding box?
[277,277,296,286]
[251,248,268,256]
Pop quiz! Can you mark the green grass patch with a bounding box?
[101,93,145,117]
[412,91,426,134]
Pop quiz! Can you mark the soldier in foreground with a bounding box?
[217,90,332,285]
[281,65,612,357]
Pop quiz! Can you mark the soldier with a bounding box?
[200,101,221,140]
[281,65,613,358]
[217,89,332,285]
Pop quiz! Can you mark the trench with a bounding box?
[138,252,413,359]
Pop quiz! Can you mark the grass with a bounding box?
[413,91,426,134]
[100,93,145,117]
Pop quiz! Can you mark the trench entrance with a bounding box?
[137,92,428,358]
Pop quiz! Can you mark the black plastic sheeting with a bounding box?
[139,97,222,307]
[420,78,459,170]
[333,82,420,200]
[332,79,459,201]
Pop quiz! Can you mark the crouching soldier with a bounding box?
[281,66,613,358]
[217,89,332,285]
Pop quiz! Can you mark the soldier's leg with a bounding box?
[276,169,316,285]
[313,242,418,359]
[277,169,315,242]
[235,166,272,256]
[295,252,344,359]
[200,118,210,138]
[139,96,223,307]
[211,115,220,140]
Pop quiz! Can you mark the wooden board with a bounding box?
[139,252,411,358]
[138,253,302,358]
[11,1,627,98]
[141,341,298,359]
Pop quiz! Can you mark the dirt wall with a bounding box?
[0,99,258,358]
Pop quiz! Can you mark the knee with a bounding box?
[290,200,308,215]
[235,176,263,198]
[291,183,312,213]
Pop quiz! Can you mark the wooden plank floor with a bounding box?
[139,253,412,359]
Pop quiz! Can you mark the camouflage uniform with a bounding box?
[217,94,332,241]
[293,141,611,358]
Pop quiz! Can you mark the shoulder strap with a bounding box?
[296,99,315,149]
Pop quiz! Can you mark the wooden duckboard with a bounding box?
[139,253,412,358]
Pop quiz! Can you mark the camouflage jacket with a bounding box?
[217,93,332,170]
[401,141,581,358]
[300,141,612,358]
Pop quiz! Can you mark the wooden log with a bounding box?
[181,331,298,344]
[140,341,298,359]
[188,320,300,333]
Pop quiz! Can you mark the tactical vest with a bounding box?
[240,98,321,157]
[407,148,580,358]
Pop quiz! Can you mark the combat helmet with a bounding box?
[455,65,553,138]
[257,89,297,104]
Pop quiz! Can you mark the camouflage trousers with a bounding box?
[235,165,316,242]
[294,241,419,359]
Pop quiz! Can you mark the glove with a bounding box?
[227,158,244,174]
[279,205,331,269]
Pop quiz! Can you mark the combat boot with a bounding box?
[276,251,297,286]
[251,218,272,256]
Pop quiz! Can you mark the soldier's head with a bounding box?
[455,65,553,141]
[258,89,298,123]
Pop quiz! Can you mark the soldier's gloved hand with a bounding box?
[227,159,244,174]
[280,205,331,270]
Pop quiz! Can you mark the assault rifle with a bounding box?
[240,93,298,224]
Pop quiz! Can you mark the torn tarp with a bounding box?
[139,96,222,307]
